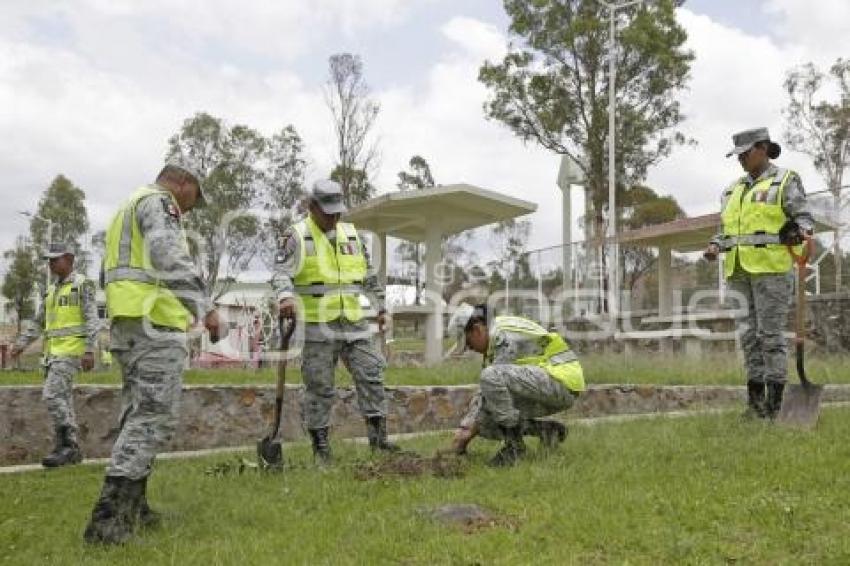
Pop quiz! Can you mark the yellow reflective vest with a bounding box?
[44,274,89,357]
[720,168,800,278]
[103,186,192,330]
[489,315,585,393]
[291,216,367,323]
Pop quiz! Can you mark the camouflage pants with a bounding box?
[301,334,388,431]
[729,271,792,384]
[43,357,80,442]
[106,319,187,480]
[463,364,576,440]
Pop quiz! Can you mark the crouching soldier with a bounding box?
[450,305,585,467]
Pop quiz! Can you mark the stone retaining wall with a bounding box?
[3,383,849,465]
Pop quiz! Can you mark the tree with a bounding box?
[619,185,685,292]
[490,218,533,286]
[260,125,308,269]
[166,113,264,298]
[479,0,693,243]
[397,155,435,191]
[783,59,850,291]
[330,165,374,207]
[324,53,380,207]
[2,239,38,334]
[29,174,91,273]
[394,156,438,305]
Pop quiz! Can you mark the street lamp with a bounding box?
[18,211,53,291]
[599,0,644,319]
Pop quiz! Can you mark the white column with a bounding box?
[424,224,443,366]
[658,245,672,316]
[562,184,572,294]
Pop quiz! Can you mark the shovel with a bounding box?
[257,315,296,468]
[777,236,823,429]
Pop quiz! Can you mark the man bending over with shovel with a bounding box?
[450,304,584,467]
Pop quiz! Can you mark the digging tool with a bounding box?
[777,234,823,429]
[257,315,296,468]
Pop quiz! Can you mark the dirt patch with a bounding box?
[352,451,467,480]
[419,504,520,534]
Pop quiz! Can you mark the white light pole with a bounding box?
[599,0,643,320]
[19,211,53,291]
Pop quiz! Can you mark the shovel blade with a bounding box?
[257,437,283,469]
[777,383,823,430]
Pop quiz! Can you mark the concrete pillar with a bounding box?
[377,232,388,289]
[658,245,672,316]
[424,224,443,366]
[562,185,572,295]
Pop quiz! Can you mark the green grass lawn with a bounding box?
[1,408,849,564]
[3,352,850,387]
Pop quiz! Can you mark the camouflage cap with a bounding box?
[162,159,208,206]
[726,127,781,159]
[448,303,476,332]
[42,242,75,260]
[309,179,346,215]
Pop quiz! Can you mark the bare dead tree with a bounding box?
[323,53,381,207]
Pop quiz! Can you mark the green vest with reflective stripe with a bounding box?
[103,186,192,330]
[292,216,367,323]
[489,315,585,392]
[720,168,799,278]
[44,274,88,357]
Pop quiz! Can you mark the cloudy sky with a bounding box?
[2,0,848,276]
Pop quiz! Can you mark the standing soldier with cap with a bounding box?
[449,304,584,467]
[271,179,398,465]
[704,127,814,419]
[10,243,99,467]
[83,161,221,545]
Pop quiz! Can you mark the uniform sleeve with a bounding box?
[15,296,45,350]
[80,278,100,353]
[459,391,483,429]
[490,330,521,365]
[270,228,301,301]
[360,232,386,314]
[136,195,210,321]
[782,172,815,232]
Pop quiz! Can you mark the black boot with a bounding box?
[742,381,767,419]
[488,425,527,468]
[365,416,400,452]
[523,419,568,450]
[138,476,161,528]
[42,426,83,468]
[308,427,332,466]
[766,382,786,420]
[83,476,143,545]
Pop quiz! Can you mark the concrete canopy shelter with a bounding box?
[345,183,537,364]
[616,210,840,316]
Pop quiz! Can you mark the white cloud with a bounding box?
[764,0,850,63]
[1,0,847,277]
[647,7,826,219]
[373,16,560,256]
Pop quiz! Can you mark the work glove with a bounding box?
[778,220,812,246]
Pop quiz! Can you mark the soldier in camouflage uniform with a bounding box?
[272,179,398,465]
[705,128,814,419]
[449,304,585,467]
[11,243,99,467]
[84,162,221,545]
